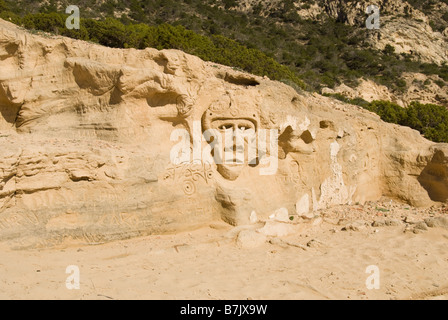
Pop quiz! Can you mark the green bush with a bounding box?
[434,79,445,88]
[0,0,8,12]
[369,100,448,143]
[0,10,20,23]
[367,100,407,124]
[84,18,127,48]
[21,12,65,34]
[323,93,369,107]
[383,44,396,56]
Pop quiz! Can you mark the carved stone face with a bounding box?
[211,119,257,180]
[202,91,260,181]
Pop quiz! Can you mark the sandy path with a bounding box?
[1,212,447,300]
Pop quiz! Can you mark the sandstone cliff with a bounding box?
[0,18,446,248]
[234,0,448,105]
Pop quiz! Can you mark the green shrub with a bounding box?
[0,10,21,23]
[22,12,65,34]
[383,44,395,56]
[403,101,448,142]
[322,93,369,107]
[367,100,448,143]
[367,100,407,124]
[435,80,445,88]
[0,0,8,12]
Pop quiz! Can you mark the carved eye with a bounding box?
[220,124,233,130]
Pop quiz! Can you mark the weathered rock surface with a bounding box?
[0,18,447,248]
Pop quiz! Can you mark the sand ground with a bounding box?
[0,200,447,300]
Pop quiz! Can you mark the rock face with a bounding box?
[0,19,447,248]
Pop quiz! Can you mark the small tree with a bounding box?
[383,44,396,56]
